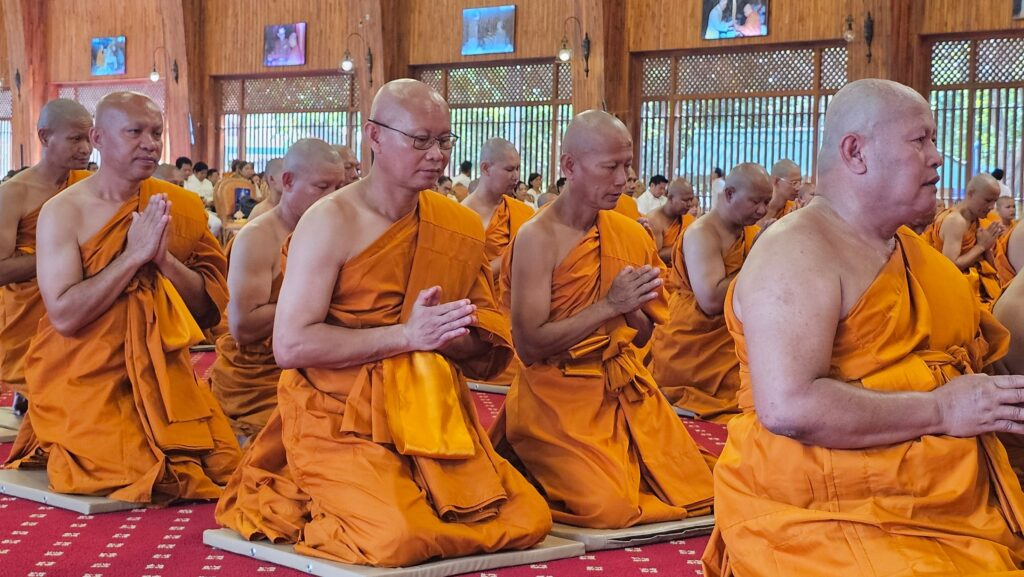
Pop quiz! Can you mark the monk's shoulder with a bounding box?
[752,208,834,266]
[420,190,486,242]
[505,196,535,217]
[605,208,656,246]
[150,178,207,222]
[233,214,284,259]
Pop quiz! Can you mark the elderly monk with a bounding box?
[496,110,714,529]
[215,79,550,568]
[0,99,92,405]
[647,178,695,265]
[4,92,240,503]
[333,144,360,182]
[650,164,770,423]
[209,140,348,441]
[756,159,800,226]
[702,79,1024,577]
[925,173,1004,306]
[247,158,283,220]
[613,166,643,220]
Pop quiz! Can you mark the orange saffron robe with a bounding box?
[661,214,696,294]
[5,179,241,504]
[496,210,715,529]
[0,170,91,394]
[703,228,1024,576]
[613,194,642,220]
[477,196,534,386]
[215,191,551,568]
[650,225,756,423]
[209,242,283,439]
[995,221,1019,288]
[925,207,1002,306]
[766,199,796,221]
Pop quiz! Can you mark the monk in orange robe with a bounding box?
[613,166,643,220]
[496,110,714,529]
[5,92,240,504]
[982,195,1016,232]
[703,79,1024,577]
[246,158,283,220]
[461,138,534,386]
[756,159,799,227]
[0,99,93,406]
[925,173,1004,306]
[646,178,695,266]
[210,140,350,441]
[650,164,771,422]
[996,221,1023,287]
[215,80,550,568]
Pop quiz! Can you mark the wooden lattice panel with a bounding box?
[642,57,672,98]
[931,40,971,86]
[57,82,166,115]
[558,61,572,100]
[977,37,1024,85]
[821,46,848,91]
[417,68,444,94]
[447,63,554,106]
[220,79,242,113]
[0,89,11,118]
[241,75,358,113]
[676,49,814,95]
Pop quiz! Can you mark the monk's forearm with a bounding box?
[48,252,142,336]
[624,309,654,346]
[438,327,490,360]
[232,303,276,346]
[515,300,616,365]
[274,323,410,369]
[0,253,36,285]
[758,377,945,449]
[954,245,987,270]
[158,255,216,324]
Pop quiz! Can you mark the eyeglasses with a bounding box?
[368,119,459,151]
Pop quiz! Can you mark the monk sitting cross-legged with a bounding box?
[925,173,1004,306]
[215,79,551,568]
[5,91,240,504]
[646,177,695,267]
[494,110,714,529]
[702,79,1024,577]
[0,99,93,411]
[209,139,350,442]
[650,164,771,423]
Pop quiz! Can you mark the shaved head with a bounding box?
[38,99,91,133]
[281,138,347,213]
[36,98,93,169]
[369,79,448,127]
[967,173,1000,198]
[770,159,800,180]
[153,163,182,186]
[727,163,772,194]
[481,138,518,164]
[478,138,521,197]
[537,191,557,208]
[284,138,341,175]
[95,91,162,130]
[92,92,163,181]
[332,144,360,186]
[265,158,284,180]
[665,178,695,218]
[560,110,634,210]
[722,163,773,226]
[264,157,285,202]
[996,195,1017,223]
[562,110,631,157]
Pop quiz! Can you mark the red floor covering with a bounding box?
[0,352,726,577]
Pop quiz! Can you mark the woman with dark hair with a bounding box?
[527,172,543,195]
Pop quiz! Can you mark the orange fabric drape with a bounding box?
[215,191,550,567]
[703,228,1024,576]
[995,221,1019,289]
[613,194,642,220]
[5,178,240,504]
[494,210,715,529]
[925,207,1002,306]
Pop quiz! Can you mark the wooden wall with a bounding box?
[922,0,1024,35]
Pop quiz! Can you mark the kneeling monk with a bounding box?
[703,79,1024,576]
[650,164,771,422]
[215,79,551,568]
[5,92,240,504]
[496,110,714,529]
[209,139,350,440]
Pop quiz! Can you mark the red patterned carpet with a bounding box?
[0,352,726,577]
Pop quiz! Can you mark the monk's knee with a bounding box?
[363,513,439,567]
[568,490,639,529]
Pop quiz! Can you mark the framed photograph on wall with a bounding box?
[1014,0,1024,20]
[702,0,769,40]
[91,36,126,76]
[264,22,307,67]
[461,5,515,56]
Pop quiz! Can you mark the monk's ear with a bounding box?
[724,185,735,202]
[281,171,294,191]
[37,128,51,147]
[560,153,575,179]
[89,126,102,151]
[839,133,868,175]
[364,122,382,155]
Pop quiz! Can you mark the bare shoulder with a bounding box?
[38,179,92,225]
[511,210,556,268]
[737,207,839,295]
[941,209,968,233]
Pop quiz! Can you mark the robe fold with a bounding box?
[703,227,1024,577]
[495,210,715,529]
[5,178,241,504]
[0,170,91,394]
[476,196,534,386]
[925,207,1002,306]
[209,266,283,439]
[215,191,551,568]
[613,194,642,220]
[650,226,756,422]
[995,222,1019,288]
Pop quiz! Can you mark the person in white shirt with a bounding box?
[709,167,726,208]
[635,174,668,214]
[993,168,1013,198]
[451,159,472,189]
[184,161,216,207]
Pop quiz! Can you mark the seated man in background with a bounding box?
[646,177,695,266]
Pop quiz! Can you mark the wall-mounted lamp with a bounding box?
[864,12,875,63]
[340,32,373,87]
[843,15,855,43]
[13,69,20,98]
[557,16,590,78]
[150,46,178,83]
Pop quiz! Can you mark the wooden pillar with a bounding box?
[4,0,47,168]
[570,0,605,113]
[846,0,925,92]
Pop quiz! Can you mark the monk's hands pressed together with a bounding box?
[605,265,661,315]
[978,222,1004,250]
[934,373,1024,437]
[403,286,477,352]
[125,193,170,267]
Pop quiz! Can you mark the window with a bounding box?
[416,61,572,190]
[929,37,1024,204]
[217,74,361,172]
[0,89,11,174]
[638,45,847,208]
[55,81,167,164]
